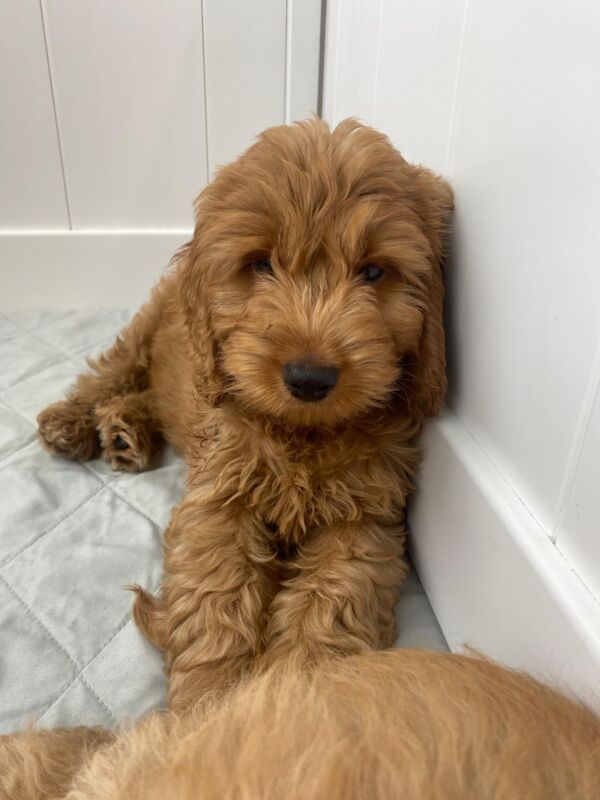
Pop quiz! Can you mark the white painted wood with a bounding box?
[410,412,600,707]
[0,0,68,228]
[325,0,600,531]
[326,2,600,521]
[555,351,600,600]
[446,0,600,531]
[203,0,287,173]
[322,0,383,126]
[0,231,190,310]
[324,0,468,172]
[42,0,207,228]
[285,0,322,122]
[370,0,469,173]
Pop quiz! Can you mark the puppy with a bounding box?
[2,650,599,800]
[37,119,453,708]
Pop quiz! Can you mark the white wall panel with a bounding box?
[411,412,600,706]
[1,231,189,310]
[0,0,68,228]
[323,0,383,126]
[324,0,468,172]
[371,0,469,173]
[556,356,600,597]
[285,0,322,123]
[42,0,207,229]
[446,0,600,531]
[203,0,286,173]
[326,0,600,534]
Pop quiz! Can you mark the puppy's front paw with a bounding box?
[37,400,99,460]
[96,399,153,472]
[103,426,150,472]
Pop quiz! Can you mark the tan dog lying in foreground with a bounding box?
[2,649,599,799]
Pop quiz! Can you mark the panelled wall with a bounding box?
[1,0,322,308]
[325,0,600,700]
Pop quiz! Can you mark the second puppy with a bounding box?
[2,650,599,800]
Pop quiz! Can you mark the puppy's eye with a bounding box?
[250,257,274,275]
[359,264,385,284]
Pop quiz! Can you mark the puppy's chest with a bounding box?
[210,436,411,545]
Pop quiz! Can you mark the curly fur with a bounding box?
[0,727,113,800]
[2,650,599,799]
[37,118,452,708]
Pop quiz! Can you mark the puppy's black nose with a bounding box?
[283,361,339,402]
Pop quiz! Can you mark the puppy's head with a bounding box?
[180,119,452,428]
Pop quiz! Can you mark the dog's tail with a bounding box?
[128,585,168,651]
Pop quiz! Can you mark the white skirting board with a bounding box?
[409,410,600,707]
[0,231,191,311]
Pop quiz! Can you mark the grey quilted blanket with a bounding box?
[0,310,446,734]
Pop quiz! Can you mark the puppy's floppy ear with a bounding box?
[405,168,453,419]
[176,241,226,408]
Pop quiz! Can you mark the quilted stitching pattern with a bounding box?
[0,311,183,734]
[0,311,446,735]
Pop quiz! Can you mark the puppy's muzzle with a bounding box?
[283,360,339,402]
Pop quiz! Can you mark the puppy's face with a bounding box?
[182,119,452,428]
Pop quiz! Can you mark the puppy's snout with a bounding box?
[283,360,339,402]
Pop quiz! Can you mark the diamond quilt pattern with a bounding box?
[0,310,182,734]
[0,310,445,735]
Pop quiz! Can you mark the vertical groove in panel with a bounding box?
[200,0,210,184]
[321,0,340,122]
[284,0,291,122]
[0,0,68,227]
[444,0,472,174]
[284,0,322,123]
[316,0,327,117]
[39,0,72,229]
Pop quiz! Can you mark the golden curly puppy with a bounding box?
[37,119,452,708]
[2,650,599,800]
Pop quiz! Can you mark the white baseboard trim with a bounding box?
[0,230,191,310]
[409,410,600,706]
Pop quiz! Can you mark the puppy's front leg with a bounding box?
[133,490,274,710]
[262,521,407,666]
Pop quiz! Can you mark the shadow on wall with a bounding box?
[443,218,462,413]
